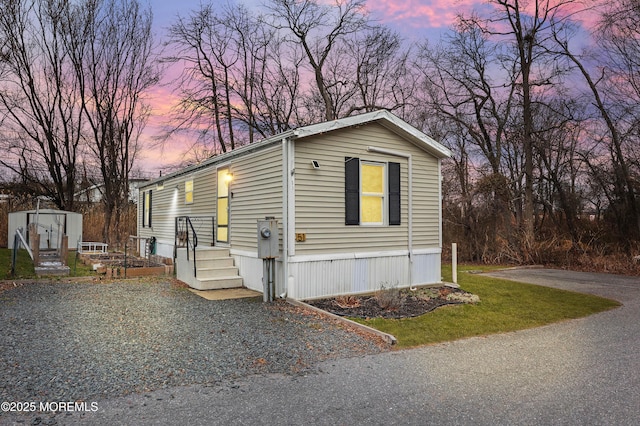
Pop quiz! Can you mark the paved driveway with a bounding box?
[10,269,640,425]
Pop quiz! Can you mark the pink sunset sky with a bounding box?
[138,0,598,177]
[138,0,479,176]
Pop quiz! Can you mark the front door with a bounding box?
[216,167,230,244]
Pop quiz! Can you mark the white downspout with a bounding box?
[280,135,296,299]
[366,146,413,287]
[280,137,289,299]
[438,159,444,283]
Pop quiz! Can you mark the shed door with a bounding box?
[27,213,67,249]
[216,168,230,243]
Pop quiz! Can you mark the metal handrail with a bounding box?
[14,227,33,260]
[186,217,197,277]
[175,216,215,278]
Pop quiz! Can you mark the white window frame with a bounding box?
[360,161,387,226]
[185,179,194,204]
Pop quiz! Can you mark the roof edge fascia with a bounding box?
[141,110,451,190]
[291,110,452,159]
[140,132,293,189]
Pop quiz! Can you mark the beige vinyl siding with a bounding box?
[411,146,440,247]
[138,183,173,244]
[229,145,283,252]
[294,123,440,255]
[138,167,217,246]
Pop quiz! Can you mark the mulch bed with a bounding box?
[307,287,469,319]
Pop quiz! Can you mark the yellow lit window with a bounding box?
[143,191,151,227]
[216,168,230,243]
[185,180,193,204]
[361,163,384,225]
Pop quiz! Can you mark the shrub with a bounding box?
[375,283,403,311]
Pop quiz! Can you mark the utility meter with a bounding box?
[257,217,279,259]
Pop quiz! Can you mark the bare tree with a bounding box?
[415,20,517,259]
[221,4,301,138]
[417,18,515,175]
[550,4,640,243]
[267,0,368,121]
[0,0,85,210]
[167,3,297,156]
[419,1,584,261]
[596,0,640,238]
[69,0,159,245]
[531,96,585,243]
[487,0,577,252]
[166,4,237,154]
[0,0,158,246]
[346,25,415,117]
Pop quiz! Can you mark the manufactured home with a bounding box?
[137,110,451,300]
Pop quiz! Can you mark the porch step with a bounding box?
[35,264,71,276]
[195,257,235,269]
[194,276,244,290]
[195,247,230,259]
[35,250,70,276]
[177,247,243,290]
[197,266,239,279]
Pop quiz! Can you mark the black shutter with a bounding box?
[141,191,146,227]
[345,157,360,225]
[148,190,153,227]
[388,162,401,225]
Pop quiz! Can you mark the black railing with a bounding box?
[175,216,215,278]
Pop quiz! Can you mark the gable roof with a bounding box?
[141,110,451,189]
[291,110,452,159]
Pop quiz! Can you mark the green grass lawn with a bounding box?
[0,248,35,279]
[354,264,621,348]
[0,248,95,279]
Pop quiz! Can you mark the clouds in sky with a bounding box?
[140,0,602,174]
[365,0,479,29]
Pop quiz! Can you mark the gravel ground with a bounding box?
[0,279,386,405]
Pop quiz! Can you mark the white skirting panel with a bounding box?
[231,254,262,292]
[138,239,174,259]
[230,249,441,300]
[288,250,441,300]
[175,248,195,287]
[412,250,442,284]
[231,252,283,296]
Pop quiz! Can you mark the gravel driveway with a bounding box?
[0,280,384,409]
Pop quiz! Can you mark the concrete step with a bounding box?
[176,246,244,291]
[35,264,70,276]
[193,276,243,290]
[194,247,230,259]
[195,257,235,269]
[196,266,239,279]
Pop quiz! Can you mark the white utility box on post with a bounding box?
[257,217,278,302]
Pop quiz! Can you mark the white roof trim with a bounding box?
[141,110,451,189]
[291,110,452,159]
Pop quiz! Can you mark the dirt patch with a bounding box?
[307,286,479,319]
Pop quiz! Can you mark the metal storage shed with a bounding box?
[8,209,82,250]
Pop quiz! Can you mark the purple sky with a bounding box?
[140,0,464,175]
[138,0,598,175]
